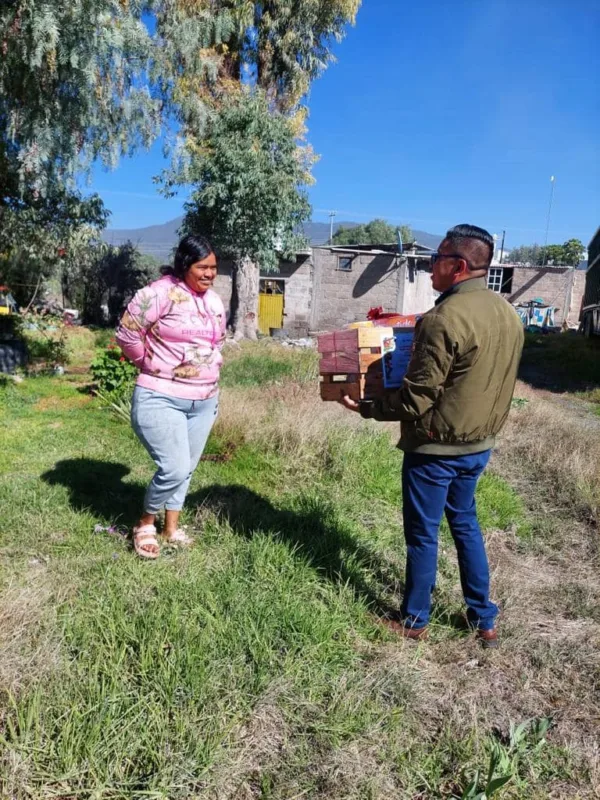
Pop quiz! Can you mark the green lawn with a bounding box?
[0,345,589,799]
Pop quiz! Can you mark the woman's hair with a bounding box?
[161,234,214,279]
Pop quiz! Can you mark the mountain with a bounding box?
[102,217,184,262]
[102,217,442,260]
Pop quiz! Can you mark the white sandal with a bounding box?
[133,524,160,559]
[163,528,193,546]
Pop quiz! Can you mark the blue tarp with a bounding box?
[515,304,555,328]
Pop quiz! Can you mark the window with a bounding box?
[487,268,503,293]
[487,267,513,294]
[337,256,353,272]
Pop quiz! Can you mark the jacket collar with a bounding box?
[435,276,488,305]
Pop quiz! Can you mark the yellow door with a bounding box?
[258,281,284,335]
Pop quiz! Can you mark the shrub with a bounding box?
[91,343,137,394]
[14,312,70,368]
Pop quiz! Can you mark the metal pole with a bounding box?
[328,210,337,244]
[499,230,506,264]
[543,176,555,265]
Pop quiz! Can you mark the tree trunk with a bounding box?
[231,256,259,341]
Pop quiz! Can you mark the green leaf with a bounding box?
[486,775,512,795]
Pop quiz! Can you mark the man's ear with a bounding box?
[456,258,470,277]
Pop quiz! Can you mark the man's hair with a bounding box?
[445,224,494,269]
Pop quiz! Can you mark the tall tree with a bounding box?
[0,1,231,305]
[508,244,542,265]
[168,0,362,337]
[252,0,362,109]
[560,238,586,267]
[541,244,567,266]
[182,92,311,340]
[0,1,162,305]
[0,1,162,201]
[333,219,412,246]
[169,1,361,107]
[78,242,160,325]
[0,189,109,307]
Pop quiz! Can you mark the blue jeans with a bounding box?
[131,387,219,514]
[401,450,498,631]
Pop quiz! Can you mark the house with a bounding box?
[213,248,313,337]
[309,242,436,331]
[212,242,436,335]
[486,262,586,327]
[213,244,585,335]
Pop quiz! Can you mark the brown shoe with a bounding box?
[379,617,429,640]
[477,628,498,649]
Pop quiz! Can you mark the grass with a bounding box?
[219,340,319,388]
[0,341,598,798]
[510,332,600,520]
[499,382,600,525]
[519,332,600,394]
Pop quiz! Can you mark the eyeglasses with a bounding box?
[431,252,476,270]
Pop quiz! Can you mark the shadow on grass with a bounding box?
[519,332,600,393]
[41,462,402,615]
[42,458,145,526]
[191,483,403,616]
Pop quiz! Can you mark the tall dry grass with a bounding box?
[214,381,362,458]
[217,368,600,528]
[499,382,600,524]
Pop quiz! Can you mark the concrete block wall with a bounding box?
[508,266,578,324]
[211,256,313,334]
[211,251,585,335]
[276,258,312,334]
[402,264,438,315]
[567,270,586,326]
[312,249,402,330]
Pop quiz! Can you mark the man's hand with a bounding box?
[338,394,360,412]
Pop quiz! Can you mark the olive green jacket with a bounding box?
[360,277,524,454]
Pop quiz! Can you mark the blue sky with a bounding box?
[91,0,600,249]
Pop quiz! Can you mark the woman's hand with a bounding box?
[338,395,360,412]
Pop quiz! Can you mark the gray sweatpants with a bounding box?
[131,386,219,513]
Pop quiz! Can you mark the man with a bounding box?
[341,224,524,647]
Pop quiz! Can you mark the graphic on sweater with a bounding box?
[116,276,226,400]
[119,310,142,332]
[167,286,190,306]
[172,345,218,380]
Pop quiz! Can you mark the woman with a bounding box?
[116,235,226,559]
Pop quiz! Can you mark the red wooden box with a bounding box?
[317,326,393,402]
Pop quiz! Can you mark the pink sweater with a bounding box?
[116,275,226,400]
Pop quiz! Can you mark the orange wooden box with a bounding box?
[317,326,393,402]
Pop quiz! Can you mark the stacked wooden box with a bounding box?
[318,326,394,402]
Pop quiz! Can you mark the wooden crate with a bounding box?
[318,326,392,402]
